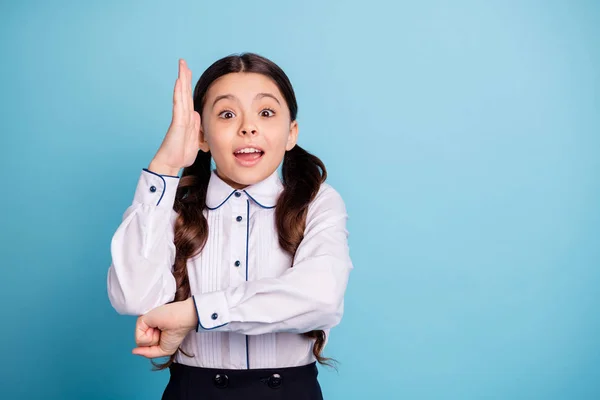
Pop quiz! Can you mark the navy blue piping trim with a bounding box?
[246,336,250,369]
[245,199,250,369]
[192,295,229,331]
[206,190,237,210]
[243,190,276,209]
[141,168,167,206]
[192,295,200,332]
[142,168,179,179]
[245,199,250,282]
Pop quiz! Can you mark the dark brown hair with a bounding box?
[151,52,336,371]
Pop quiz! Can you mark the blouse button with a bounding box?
[236,216,243,222]
[211,313,218,320]
[234,260,241,267]
[234,191,241,198]
[149,186,157,193]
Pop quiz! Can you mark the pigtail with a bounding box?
[276,145,337,368]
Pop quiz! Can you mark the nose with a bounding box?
[239,114,258,136]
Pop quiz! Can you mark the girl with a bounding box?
[107,52,353,399]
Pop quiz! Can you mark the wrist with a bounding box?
[183,297,199,331]
[148,159,181,176]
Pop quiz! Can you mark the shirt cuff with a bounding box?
[132,168,180,208]
[192,291,230,332]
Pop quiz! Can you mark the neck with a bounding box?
[214,169,249,190]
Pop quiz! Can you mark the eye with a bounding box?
[260,108,275,117]
[218,110,236,119]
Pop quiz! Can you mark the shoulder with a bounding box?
[306,182,348,223]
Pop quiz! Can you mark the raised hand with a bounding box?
[148,59,202,176]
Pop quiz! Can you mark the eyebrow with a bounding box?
[255,92,281,105]
[212,92,281,108]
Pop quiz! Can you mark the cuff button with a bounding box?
[211,313,218,320]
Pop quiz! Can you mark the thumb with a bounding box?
[132,345,169,359]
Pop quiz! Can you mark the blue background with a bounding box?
[1,0,599,398]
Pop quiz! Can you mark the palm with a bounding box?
[154,59,202,170]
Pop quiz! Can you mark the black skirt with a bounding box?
[162,361,324,400]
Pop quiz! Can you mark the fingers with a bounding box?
[132,345,169,359]
[177,59,184,110]
[181,60,188,114]
[173,58,193,127]
[173,58,193,126]
[182,59,192,116]
[188,63,194,112]
[179,59,187,114]
[172,76,176,107]
[133,316,164,358]
[192,111,202,147]
[192,111,200,132]
[135,326,160,347]
[173,73,183,126]
[134,316,155,346]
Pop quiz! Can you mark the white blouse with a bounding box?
[107,167,353,369]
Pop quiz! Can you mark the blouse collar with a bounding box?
[205,168,284,210]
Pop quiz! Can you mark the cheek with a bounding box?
[205,122,234,149]
[262,131,287,152]
[208,137,231,160]
[263,120,291,144]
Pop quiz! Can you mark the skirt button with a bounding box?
[267,373,282,388]
[213,373,229,388]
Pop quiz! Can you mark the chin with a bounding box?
[221,166,271,188]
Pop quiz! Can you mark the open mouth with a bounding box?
[233,147,264,166]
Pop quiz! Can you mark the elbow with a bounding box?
[106,267,172,316]
[107,288,161,316]
[305,284,345,331]
[319,298,345,329]
[313,268,348,329]
[108,293,140,316]
[107,281,150,316]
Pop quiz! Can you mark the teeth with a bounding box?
[235,148,262,154]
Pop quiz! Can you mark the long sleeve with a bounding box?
[191,184,353,335]
[107,168,179,315]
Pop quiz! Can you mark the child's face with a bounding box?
[199,72,298,189]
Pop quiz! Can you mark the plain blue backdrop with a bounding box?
[1,0,599,399]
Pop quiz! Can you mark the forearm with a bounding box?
[107,168,180,315]
[192,254,351,335]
